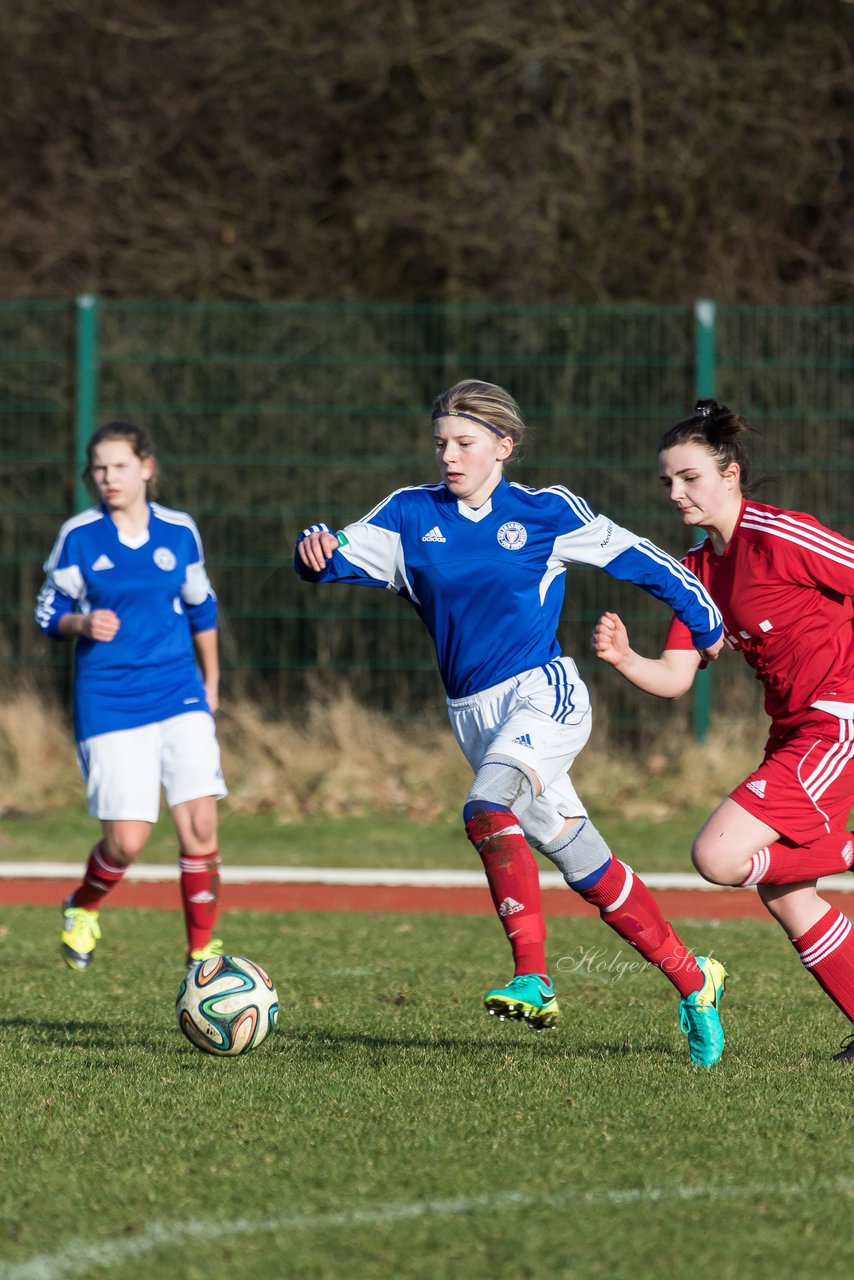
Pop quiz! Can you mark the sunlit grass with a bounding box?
[1,907,851,1280]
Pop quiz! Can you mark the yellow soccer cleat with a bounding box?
[61,897,102,971]
[186,937,225,973]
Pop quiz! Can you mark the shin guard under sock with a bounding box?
[575,856,704,997]
[71,841,128,909]
[180,850,221,953]
[792,907,854,1021]
[465,806,547,976]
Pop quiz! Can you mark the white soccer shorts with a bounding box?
[77,711,228,823]
[447,656,591,847]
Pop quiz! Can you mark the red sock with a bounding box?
[742,832,854,886]
[72,841,127,909]
[465,809,547,977]
[576,856,704,998]
[792,907,854,1020]
[180,850,221,952]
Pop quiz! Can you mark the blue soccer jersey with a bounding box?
[295,478,722,698]
[36,502,218,740]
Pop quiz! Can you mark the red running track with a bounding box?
[3,877,853,919]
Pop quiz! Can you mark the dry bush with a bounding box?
[0,691,81,815]
[0,690,769,826]
[217,692,464,821]
[576,714,768,821]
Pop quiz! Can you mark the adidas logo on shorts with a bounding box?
[512,733,533,748]
[498,896,524,917]
[421,526,446,543]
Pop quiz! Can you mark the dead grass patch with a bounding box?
[0,691,768,824]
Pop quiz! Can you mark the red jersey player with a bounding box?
[593,399,854,1065]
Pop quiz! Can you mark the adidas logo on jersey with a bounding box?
[746,779,767,799]
[498,896,525,917]
[421,526,446,543]
[511,733,533,748]
[91,554,115,571]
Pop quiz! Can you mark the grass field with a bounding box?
[1,905,852,1280]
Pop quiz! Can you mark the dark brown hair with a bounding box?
[659,399,758,495]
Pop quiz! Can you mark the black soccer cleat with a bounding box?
[832,1035,854,1065]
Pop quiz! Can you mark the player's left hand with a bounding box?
[698,636,724,661]
[591,611,629,666]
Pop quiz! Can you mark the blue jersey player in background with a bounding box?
[297,379,729,1066]
[36,421,227,972]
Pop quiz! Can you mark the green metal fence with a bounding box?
[2,299,852,741]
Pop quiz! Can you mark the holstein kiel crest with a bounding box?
[497,521,527,550]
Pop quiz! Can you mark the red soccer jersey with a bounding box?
[664,498,854,727]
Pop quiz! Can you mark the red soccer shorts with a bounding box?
[730,712,854,844]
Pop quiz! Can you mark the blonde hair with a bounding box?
[431,380,528,458]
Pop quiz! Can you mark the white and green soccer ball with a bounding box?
[176,955,279,1056]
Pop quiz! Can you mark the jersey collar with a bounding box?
[101,501,152,549]
[455,477,507,523]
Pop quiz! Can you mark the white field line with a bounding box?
[3,1178,854,1280]
[0,861,852,892]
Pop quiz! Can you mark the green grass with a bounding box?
[0,804,714,872]
[1,906,852,1280]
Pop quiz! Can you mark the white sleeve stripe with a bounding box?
[507,482,595,524]
[744,505,854,554]
[44,508,102,571]
[548,486,595,523]
[742,520,854,571]
[150,504,204,558]
[358,484,444,526]
[742,511,854,569]
[634,540,721,629]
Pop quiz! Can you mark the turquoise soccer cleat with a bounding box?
[679,955,727,1067]
[483,973,560,1031]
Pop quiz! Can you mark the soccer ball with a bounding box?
[176,955,279,1056]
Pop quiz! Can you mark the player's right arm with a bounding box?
[294,495,412,597]
[35,517,121,643]
[297,527,341,573]
[592,610,701,698]
[57,611,120,642]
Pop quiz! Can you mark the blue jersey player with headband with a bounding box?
[36,420,227,972]
[296,380,729,1066]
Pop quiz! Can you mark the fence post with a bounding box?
[74,294,99,512]
[692,298,716,742]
